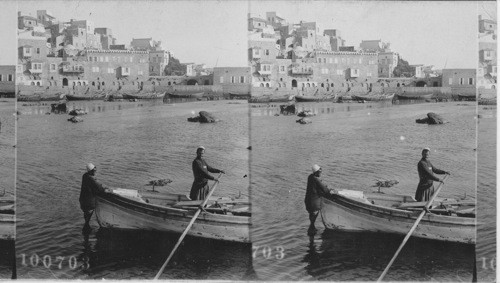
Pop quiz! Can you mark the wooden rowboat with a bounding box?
[458,94,477,101]
[351,93,395,102]
[168,92,204,99]
[122,92,166,100]
[396,93,433,100]
[66,94,105,101]
[0,197,15,241]
[320,190,475,244]
[295,95,336,102]
[95,188,250,243]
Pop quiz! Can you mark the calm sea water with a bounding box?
[250,101,478,281]
[16,99,252,279]
[476,104,496,282]
[0,99,16,279]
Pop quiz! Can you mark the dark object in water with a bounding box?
[68,116,83,123]
[51,102,67,114]
[188,111,219,123]
[296,117,312,124]
[279,104,296,115]
[247,146,252,150]
[416,112,445,124]
[68,109,87,116]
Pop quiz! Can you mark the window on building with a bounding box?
[24,47,31,55]
[367,72,372,77]
[108,68,114,73]
[220,76,224,83]
[448,78,453,85]
[359,58,362,64]
[231,76,235,83]
[0,75,2,81]
[130,57,133,63]
[279,66,285,73]
[334,58,338,64]
[459,78,464,85]
[265,49,270,55]
[105,56,109,62]
[50,63,56,71]
[138,70,143,76]
[36,48,40,54]
[240,76,245,83]
[468,78,474,85]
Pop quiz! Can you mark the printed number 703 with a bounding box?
[252,245,285,260]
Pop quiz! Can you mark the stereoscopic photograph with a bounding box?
[0,0,496,281]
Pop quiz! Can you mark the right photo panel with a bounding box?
[248,1,492,281]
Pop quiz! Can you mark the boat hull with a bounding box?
[295,95,335,102]
[66,95,104,101]
[122,93,166,100]
[320,191,475,244]
[95,192,250,243]
[352,93,395,101]
[0,214,15,240]
[169,92,204,99]
[396,93,433,100]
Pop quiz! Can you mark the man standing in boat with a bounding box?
[190,146,225,200]
[415,148,450,202]
[79,163,112,232]
[305,164,337,236]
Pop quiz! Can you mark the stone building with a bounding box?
[441,69,476,95]
[378,51,398,78]
[213,67,251,94]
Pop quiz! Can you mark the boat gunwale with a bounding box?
[97,192,251,225]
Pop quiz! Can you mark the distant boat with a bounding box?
[351,93,395,102]
[17,92,65,102]
[168,92,204,99]
[0,197,14,241]
[458,94,477,101]
[95,188,250,243]
[66,94,105,101]
[248,94,295,103]
[228,92,251,100]
[122,92,166,100]
[295,94,336,102]
[396,93,433,100]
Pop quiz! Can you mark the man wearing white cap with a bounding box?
[415,148,450,202]
[79,163,111,231]
[190,146,225,200]
[305,164,336,236]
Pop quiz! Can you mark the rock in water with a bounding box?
[198,111,217,123]
[68,116,83,123]
[297,110,315,117]
[69,109,87,116]
[427,112,444,124]
[51,102,67,114]
[296,117,312,124]
[280,104,296,115]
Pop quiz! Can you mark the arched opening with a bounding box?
[331,83,334,87]
[492,85,496,90]
[280,78,283,81]
[292,79,297,88]
[77,82,81,86]
[92,82,95,86]
[260,83,264,87]
[265,83,270,87]
[415,81,427,87]
[321,83,324,88]
[167,82,171,86]
[397,83,400,87]
[102,82,105,86]
[63,78,68,86]
[306,83,310,87]
[187,79,198,85]
[72,82,76,86]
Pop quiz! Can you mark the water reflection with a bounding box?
[250,101,395,116]
[302,230,475,281]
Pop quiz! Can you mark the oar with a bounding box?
[153,172,223,280]
[377,174,449,282]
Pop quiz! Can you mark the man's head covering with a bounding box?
[197,146,205,152]
[86,163,96,172]
[422,147,431,153]
[312,164,321,173]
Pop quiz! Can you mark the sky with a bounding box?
[10,0,249,68]
[250,1,493,69]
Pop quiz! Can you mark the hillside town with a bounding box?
[248,11,490,99]
[12,10,251,99]
[478,14,497,102]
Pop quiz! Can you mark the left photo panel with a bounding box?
[15,0,252,280]
[0,0,17,280]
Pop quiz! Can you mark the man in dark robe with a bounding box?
[190,146,225,200]
[79,163,111,231]
[305,164,336,236]
[415,148,450,202]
